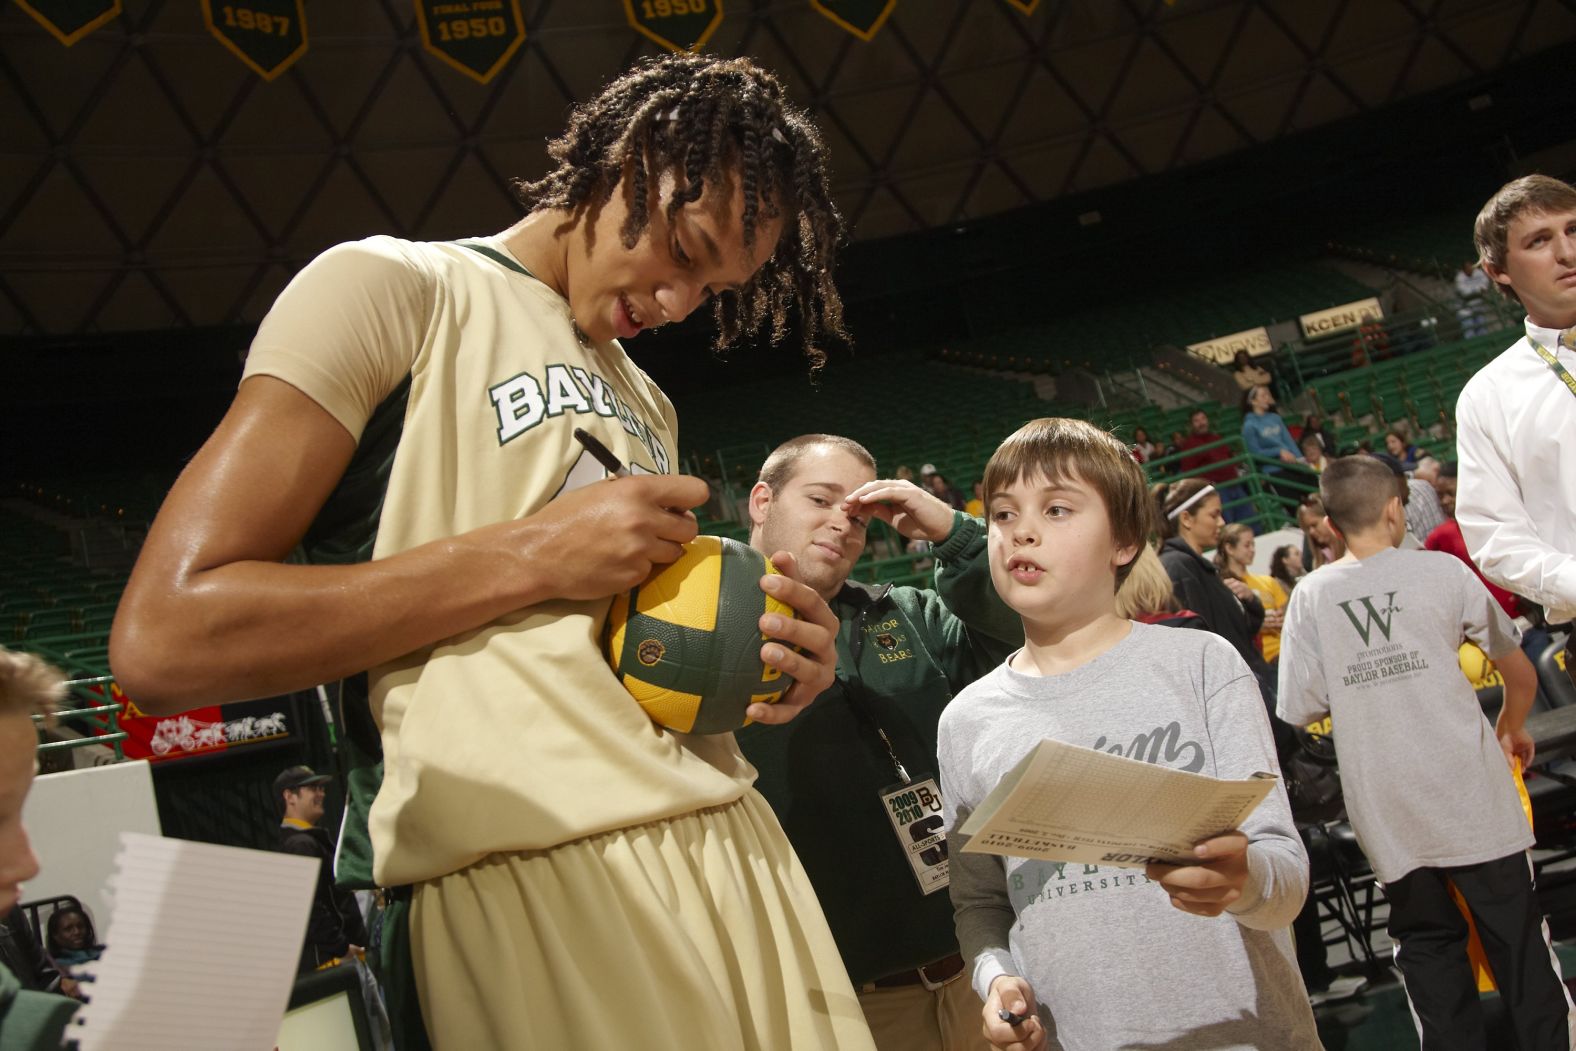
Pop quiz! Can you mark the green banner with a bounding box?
[624,0,723,54]
[202,0,307,81]
[14,0,121,46]
[810,0,895,41]
[416,0,527,84]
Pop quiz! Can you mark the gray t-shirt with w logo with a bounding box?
[1278,546,1528,883]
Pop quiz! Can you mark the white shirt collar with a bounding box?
[1524,318,1575,363]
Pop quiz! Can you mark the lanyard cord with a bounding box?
[844,587,913,785]
[1527,335,1576,401]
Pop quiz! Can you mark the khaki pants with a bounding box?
[859,972,993,1051]
[411,791,876,1051]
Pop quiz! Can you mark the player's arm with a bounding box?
[111,376,709,714]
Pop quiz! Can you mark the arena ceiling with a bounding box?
[1,0,1572,336]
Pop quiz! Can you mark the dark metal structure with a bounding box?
[1,0,1573,335]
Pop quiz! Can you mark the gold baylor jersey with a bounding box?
[244,235,753,886]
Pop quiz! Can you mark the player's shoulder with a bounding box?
[294,235,445,295]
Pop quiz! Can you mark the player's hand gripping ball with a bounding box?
[606,535,798,733]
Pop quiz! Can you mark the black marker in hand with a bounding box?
[573,428,630,478]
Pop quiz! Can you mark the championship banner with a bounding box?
[415,0,527,85]
[1299,296,1383,339]
[624,0,723,53]
[1185,326,1272,365]
[13,0,121,46]
[1000,0,1041,14]
[82,681,302,765]
[811,0,896,41]
[202,0,306,81]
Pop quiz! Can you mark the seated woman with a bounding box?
[45,906,103,975]
[1131,426,1157,463]
[1241,385,1315,502]
[1383,428,1422,471]
[1229,350,1275,396]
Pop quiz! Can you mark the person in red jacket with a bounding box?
[1176,409,1247,522]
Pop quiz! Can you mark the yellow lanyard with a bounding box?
[1527,336,1576,402]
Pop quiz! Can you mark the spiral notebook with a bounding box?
[71,831,319,1050]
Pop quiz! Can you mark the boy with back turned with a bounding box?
[1278,454,1575,1050]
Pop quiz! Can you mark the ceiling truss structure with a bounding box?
[0,0,1571,335]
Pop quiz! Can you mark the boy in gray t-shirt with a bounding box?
[1278,455,1574,1051]
[940,418,1320,1051]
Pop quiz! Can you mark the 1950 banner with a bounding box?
[416,0,527,84]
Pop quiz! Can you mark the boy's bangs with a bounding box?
[982,418,1153,554]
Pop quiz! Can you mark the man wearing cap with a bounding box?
[275,765,368,973]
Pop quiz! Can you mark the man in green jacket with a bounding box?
[736,434,1021,1051]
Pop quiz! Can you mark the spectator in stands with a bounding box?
[0,647,79,1043]
[1270,544,1305,595]
[1229,350,1277,398]
[1241,385,1314,502]
[1458,174,1576,694]
[1297,494,1345,571]
[895,465,916,483]
[736,435,1020,1051]
[964,480,984,519]
[1131,426,1157,463]
[1426,466,1522,621]
[1301,411,1339,457]
[44,906,102,974]
[1350,320,1391,367]
[1299,433,1331,474]
[1178,409,1246,523]
[1155,478,1277,713]
[925,471,966,512]
[274,765,369,974]
[1426,462,1554,668]
[1454,260,1494,338]
[1405,456,1447,544]
[1215,524,1288,667]
[1383,428,1421,470]
[1114,543,1205,630]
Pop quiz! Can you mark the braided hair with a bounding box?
[513,54,847,370]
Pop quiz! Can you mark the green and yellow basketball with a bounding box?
[606,535,796,734]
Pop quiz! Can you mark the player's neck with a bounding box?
[497,211,573,301]
[1014,611,1130,677]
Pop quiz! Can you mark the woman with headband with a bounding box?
[1155,479,1281,719]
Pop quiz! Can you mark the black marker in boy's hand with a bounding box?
[998,1007,1030,1027]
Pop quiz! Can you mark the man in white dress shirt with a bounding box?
[1456,174,1576,687]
